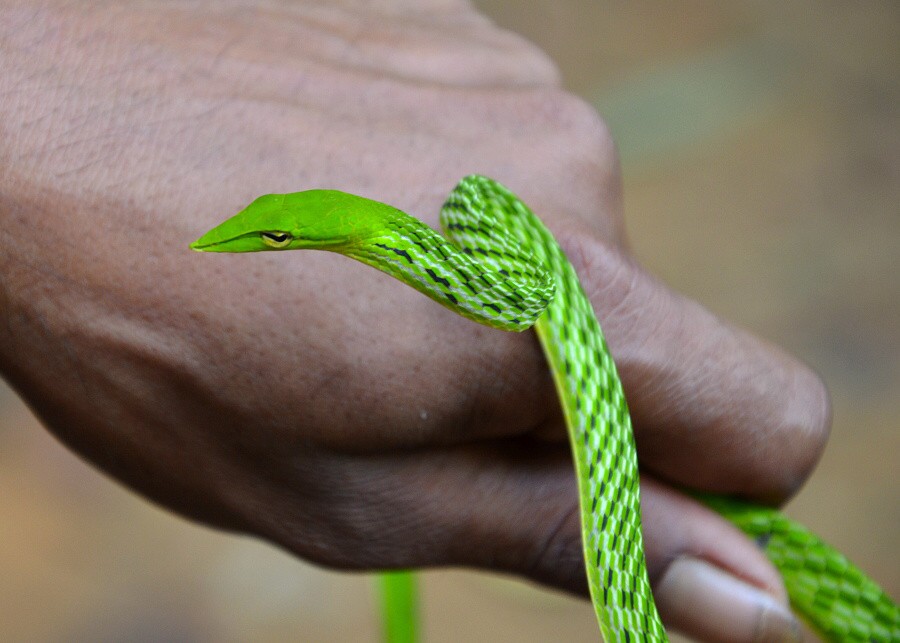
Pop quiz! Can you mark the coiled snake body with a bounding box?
[193,175,898,642]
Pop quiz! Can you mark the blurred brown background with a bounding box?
[1,2,897,641]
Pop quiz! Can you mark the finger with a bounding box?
[640,477,802,642]
[439,448,802,642]
[550,220,831,501]
[255,444,802,641]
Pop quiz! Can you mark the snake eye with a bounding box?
[261,231,292,248]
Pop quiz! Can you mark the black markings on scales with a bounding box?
[373,243,413,264]
[424,268,450,289]
[449,266,478,294]
[445,221,478,233]
[500,290,527,311]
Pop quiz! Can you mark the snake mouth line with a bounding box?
[189,231,258,252]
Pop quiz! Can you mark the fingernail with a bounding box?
[655,556,802,642]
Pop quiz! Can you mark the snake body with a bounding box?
[193,175,899,641]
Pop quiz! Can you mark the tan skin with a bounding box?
[0,1,830,639]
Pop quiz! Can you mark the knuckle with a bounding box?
[549,91,619,172]
[750,359,833,500]
[523,502,587,593]
[520,91,625,240]
[554,227,643,328]
[519,90,618,170]
[783,365,832,490]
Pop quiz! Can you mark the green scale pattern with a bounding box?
[701,495,900,641]
[347,203,555,332]
[442,177,666,641]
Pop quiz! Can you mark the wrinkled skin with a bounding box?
[0,1,830,640]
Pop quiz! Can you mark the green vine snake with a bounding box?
[192,175,898,642]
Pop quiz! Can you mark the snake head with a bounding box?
[191,189,391,253]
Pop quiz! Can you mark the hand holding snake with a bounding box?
[193,176,898,640]
[4,3,888,640]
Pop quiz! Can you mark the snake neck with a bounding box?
[344,218,550,332]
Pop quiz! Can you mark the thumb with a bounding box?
[640,476,802,642]
[446,446,802,642]
[260,440,805,641]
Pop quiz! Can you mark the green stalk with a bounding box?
[377,571,419,643]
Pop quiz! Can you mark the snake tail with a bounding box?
[700,494,900,642]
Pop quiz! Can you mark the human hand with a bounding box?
[0,1,829,640]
